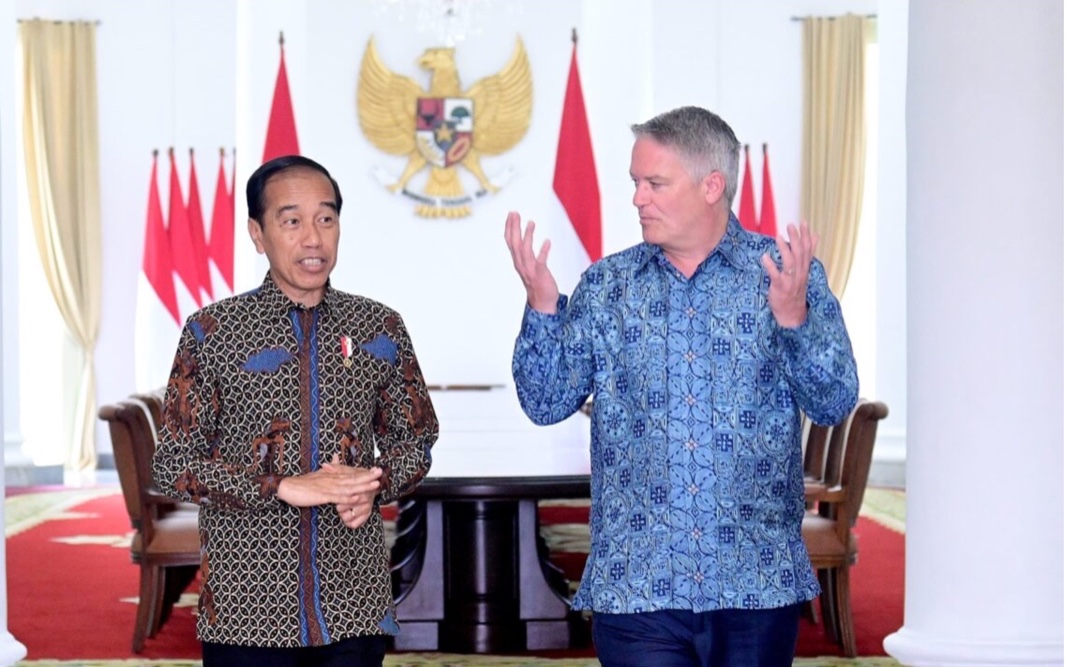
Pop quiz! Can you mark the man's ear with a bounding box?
[702,171,726,206]
[247,218,265,254]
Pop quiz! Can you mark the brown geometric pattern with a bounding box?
[153,274,439,648]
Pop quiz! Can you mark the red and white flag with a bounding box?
[208,148,235,296]
[553,34,601,264]
[166,149,204,317]
[186,149,214,301]
[737,144,758,232]
[135,151,182,392]
[263,34,300,162]
[759,143,778,239]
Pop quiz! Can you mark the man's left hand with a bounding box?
[760,222,819,329]
[335,496,374,530]
[322,454,378,530]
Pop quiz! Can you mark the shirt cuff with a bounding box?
[775,306,818,358]
[520,295,568,336]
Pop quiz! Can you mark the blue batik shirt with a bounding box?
[512,216,858,614]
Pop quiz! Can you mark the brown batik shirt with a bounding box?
[152,273,438,648]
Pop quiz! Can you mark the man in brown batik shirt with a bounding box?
[153,155,438,667]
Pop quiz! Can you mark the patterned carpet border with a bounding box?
[16,656,904,666]
[857,488,905,534]
[5,487,118,538]
[8,486,907,667]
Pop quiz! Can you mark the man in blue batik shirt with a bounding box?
[504,106,858,667]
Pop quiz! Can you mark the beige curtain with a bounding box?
[801,14,871,298]
[19,20,102,472]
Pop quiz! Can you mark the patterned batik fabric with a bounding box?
[512,216,858,615]
[153,273,439,647]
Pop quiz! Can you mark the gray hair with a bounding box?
[631,106,741,205]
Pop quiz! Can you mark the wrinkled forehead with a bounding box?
[264,168,337,206]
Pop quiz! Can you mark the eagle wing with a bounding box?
[357,37,424,155]
[464,37,533,156]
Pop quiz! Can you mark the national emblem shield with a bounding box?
[415,97,474,168]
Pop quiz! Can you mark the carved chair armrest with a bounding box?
[804,482,846,504]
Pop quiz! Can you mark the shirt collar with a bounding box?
[714,214,754,270]
[633,213,754,275]
[255,271,335,318]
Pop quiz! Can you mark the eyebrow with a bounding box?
[274,201,339,216]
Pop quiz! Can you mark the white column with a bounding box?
[0,0,30,488]
[884,1,1063,666]
[0,1,28,663]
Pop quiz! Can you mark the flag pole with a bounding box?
[554,24,602,264]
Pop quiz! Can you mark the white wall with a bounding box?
[0,0,893,462]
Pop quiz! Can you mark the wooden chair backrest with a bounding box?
[130,387,166,440]
[833,400,889,528]
[99,396,176,545]
[805,400,889,537]
[99,400,144,529]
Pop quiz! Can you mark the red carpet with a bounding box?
[8,493,199,660]
[7,490,903,660]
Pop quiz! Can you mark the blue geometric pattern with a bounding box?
[512,217,858,614]
[360,334,398,365]
[242,347,294,373]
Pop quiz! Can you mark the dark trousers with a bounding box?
[202,635,386,667]
[592,604,803,667]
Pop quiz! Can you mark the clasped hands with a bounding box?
[277,453,383,530]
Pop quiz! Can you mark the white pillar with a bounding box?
[0,0,30,489]
[0,2,28,663]
[884,1,1063,666]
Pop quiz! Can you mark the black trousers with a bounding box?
[202,635,386,667]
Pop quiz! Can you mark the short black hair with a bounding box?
[246,155,343,226]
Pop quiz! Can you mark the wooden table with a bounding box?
[389,389,591,653]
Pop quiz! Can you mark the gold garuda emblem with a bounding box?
[357,36,532,218]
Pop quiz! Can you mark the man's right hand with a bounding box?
[276,457,382,508]
[504,211,560,314]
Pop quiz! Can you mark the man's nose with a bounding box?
[633,184,649,207]
[302,222,323,246]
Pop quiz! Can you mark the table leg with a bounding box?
[391,500,443,650]
[391,497,584,653]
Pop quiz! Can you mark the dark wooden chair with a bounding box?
[99,398,200,653]
[801,399,889,657]
[128,389,199,517]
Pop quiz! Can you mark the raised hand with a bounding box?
[504,211,560,314]
[759,222,819,329]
